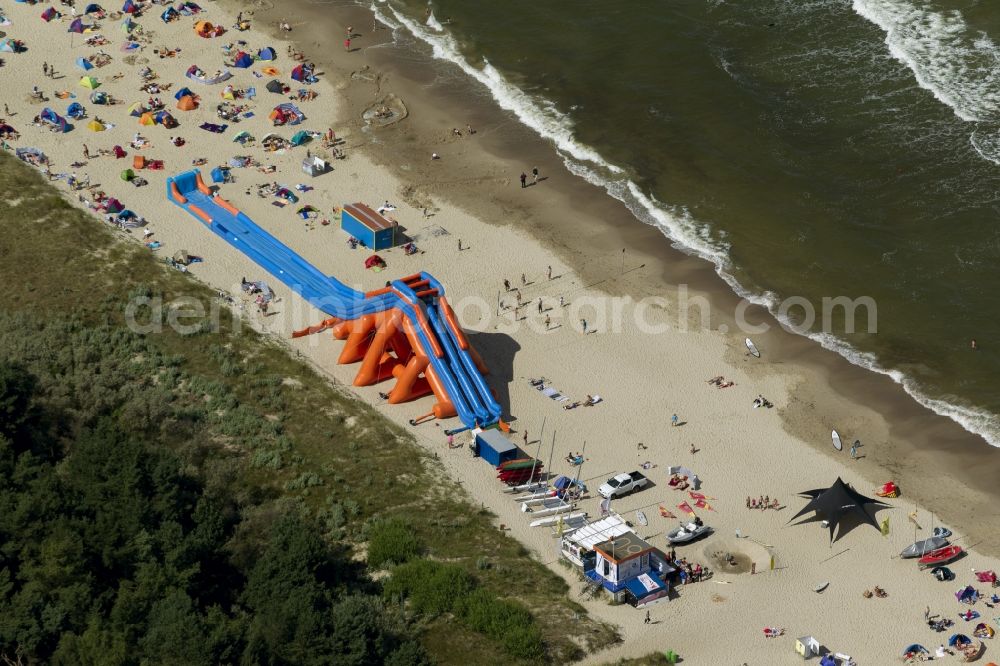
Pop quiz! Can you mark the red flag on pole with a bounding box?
[677,501,696,517]
[658,504,676,519]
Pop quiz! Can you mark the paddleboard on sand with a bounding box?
[636,510,648,527]
[832,430,843,451]
[745,338,760,358]
[815,581,830,593]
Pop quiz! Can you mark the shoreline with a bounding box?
[5,0,1000,660]
[237,0,1000,554]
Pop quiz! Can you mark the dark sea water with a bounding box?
[370,0,1000,445]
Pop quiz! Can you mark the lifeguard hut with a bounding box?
[585,532,672,606]
[340,203,396,250]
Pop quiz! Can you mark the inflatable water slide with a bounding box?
[166,170,503,431]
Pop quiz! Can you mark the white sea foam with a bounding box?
[370,1,1000,447]
[852,0,1000,123]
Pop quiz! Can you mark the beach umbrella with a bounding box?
[87,120,105,132]
[789,477,889,542]
[79,76,100,89]
[75,56,94,71]
[265,79,284,94]
[68,17,85,33]
[41,6,58,21]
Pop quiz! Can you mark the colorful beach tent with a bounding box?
[155,111,178,128]
[290,64,309,82]
[265,79,284,94]
[258,46,276,61]
[0,39,21,53]
[41,6,57,21]
[84,3,103,14]
[290,130,311,146]
[232,130,253,143]
[138,112,156,126]
[160,6,178,22]
[178,1,201,14]
[76,56,94,70]
[127,102,145,116]
[121,17,136,33]
[68,17,85,33]
[79,76,100,89]
[194,20,216,37]
[233,51,253,68]
[173,87,195,100]
[790,477,890,543]
[90,91,110,104]
[87,120,105,132]
[176,95,197,111]
[122,0,138,14]
[66,102,86,119]
[269,103,304,126]
[210,166,229,183]
[104,198,124,214]
[40,108,69,133]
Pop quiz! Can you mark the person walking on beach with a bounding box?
[671,414,679,427]
[547,265,552,280]
[521,273,526,286]
[850,440,859,459]
[537,298,543,314]
[457,238,463,251]
[544,314,551,329]
[520,172,527,188]
[43,62,49,78]
[523,430,528,447]
[503,278,511,292]
[644,610,651,625]
[559,295,565,308]
[971,339,978,350]
[344,38,351,51]
[532,167,539,184]
[580,319,588,334]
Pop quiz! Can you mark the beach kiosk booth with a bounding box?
[341,203,397,250]
[585,532,672,606]
[473,429,518,467]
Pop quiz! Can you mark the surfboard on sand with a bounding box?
[745,338,760,358]
[815,581,830,593]
[832,430,843,451]
[636,510,648,527]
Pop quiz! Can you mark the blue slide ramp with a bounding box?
[166,170,502,430]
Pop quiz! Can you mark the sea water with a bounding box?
[371,0,1000,446]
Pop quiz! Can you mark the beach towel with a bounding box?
[540,387,569,402]
[199,122,227,133]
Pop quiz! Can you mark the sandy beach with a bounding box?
[4,1,1000,662]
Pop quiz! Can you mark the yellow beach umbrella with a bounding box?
[87,120,105,132]
[79,75,100,89]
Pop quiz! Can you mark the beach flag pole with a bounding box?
[621,248,626,275]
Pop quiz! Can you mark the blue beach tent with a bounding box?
[233,51,253,68]
[84,3,103,14]
[258,46,276,61]
[174,87,195,100]
[76,56,94,71]
[67,102,86,119]
[160,6,178,22]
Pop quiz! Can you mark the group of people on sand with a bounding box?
[746,495,779,510]
[706,375,735,389]
[668,474,690,490]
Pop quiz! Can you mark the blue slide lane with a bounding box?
[167,170,500,429]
